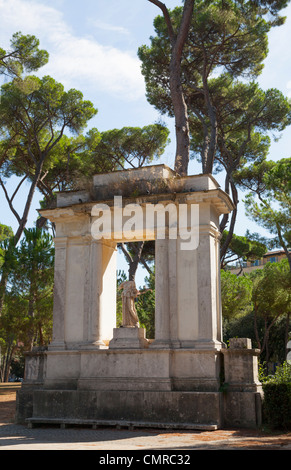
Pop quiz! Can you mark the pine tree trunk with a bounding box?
[170,58,190,176]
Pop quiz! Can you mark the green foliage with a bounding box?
[0,73,97,248]
[189,76,291,178]
[32,123,170,207]
[222,259,290,363]
[95,124,170,169]
[225,310,290,364]
[221,230,267,267]
[221,270,253,320]
[262,362,291,430]
[266,361,291,384]
[136,270,155,339]
[0,238,18,299]
[139,1,271,113]
[0,32,49,78]
[239,158,291,260]
[0,292,29,351]
[0,228,54,379]
[215,83,290,156]
[139,0,291,260]
[264,157,291,195]
[250,260,290,358]
[116,270,127,327]
[233,158,276,194]
[138,1,290,167]
[0,73,97,229]
[10,353,25,380]
[3,228,54,349]
[223,311,257,347]
[0,75,97,151]
[0,223,14,269]
[0,224,13,241]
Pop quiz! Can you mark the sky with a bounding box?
[0,0,291,283]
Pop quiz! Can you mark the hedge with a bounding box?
[262,376,291,430]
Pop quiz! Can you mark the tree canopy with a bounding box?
[0,228,54,381]
[0,33,171,316]
[141,0,290,175]
[250,259,291,362]
[140,0,291,259]
[0,74,97,243]
[0,32,49,79]
[237,157,291,269]
[221,229,268,269]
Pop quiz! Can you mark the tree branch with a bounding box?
[11,174,28,202]
[148,0,176,43]
[120,243,133,264]
[175,0,195,59]
[0,177,21,224]
[129,242,154,276]
[149,0,195,176]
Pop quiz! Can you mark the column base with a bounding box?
[78,341,108,350]
[109,327,149,349]
[150,339,226,350]
[48,341,66,351]
[48,340,108,351]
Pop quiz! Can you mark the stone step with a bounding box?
[26,417,219,431]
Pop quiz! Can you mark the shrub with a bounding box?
[262,362,291,430]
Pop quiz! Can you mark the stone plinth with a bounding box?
[222,338,263,428]
[15,347,47,424]
[223,338,261,392]
[41,348,222,392]
[109,327,149,349]
[23,347,47,386]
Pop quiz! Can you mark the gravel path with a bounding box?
[0,383,290,451]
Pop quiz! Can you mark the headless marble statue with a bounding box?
[118,280,140,327]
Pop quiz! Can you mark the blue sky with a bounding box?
[0,0,291,283]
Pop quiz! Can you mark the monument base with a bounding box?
[16,338,262,430]
[109,327,149,349]
[22,389,222,430]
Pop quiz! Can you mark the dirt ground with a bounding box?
[0,383,291,451]
[0,383,22,423]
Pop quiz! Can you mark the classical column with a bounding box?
[57,236,88,347]
[153,199,223,350]
[88,240,117,348]
[195,223,223,349]
[154,235,188,348]
[152,238,172,348]
[48,237,67,351]
[175,235,199,347]
[63,238,117,349]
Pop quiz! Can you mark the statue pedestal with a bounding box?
[109,327,149,349]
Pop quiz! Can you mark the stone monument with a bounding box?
[16,164,263,429]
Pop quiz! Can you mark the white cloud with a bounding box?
[44,37,144,100]
[90,19,130,36]
[0,0,145,101]
[0,0,68,42]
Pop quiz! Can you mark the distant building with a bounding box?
[227,250,289,275]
